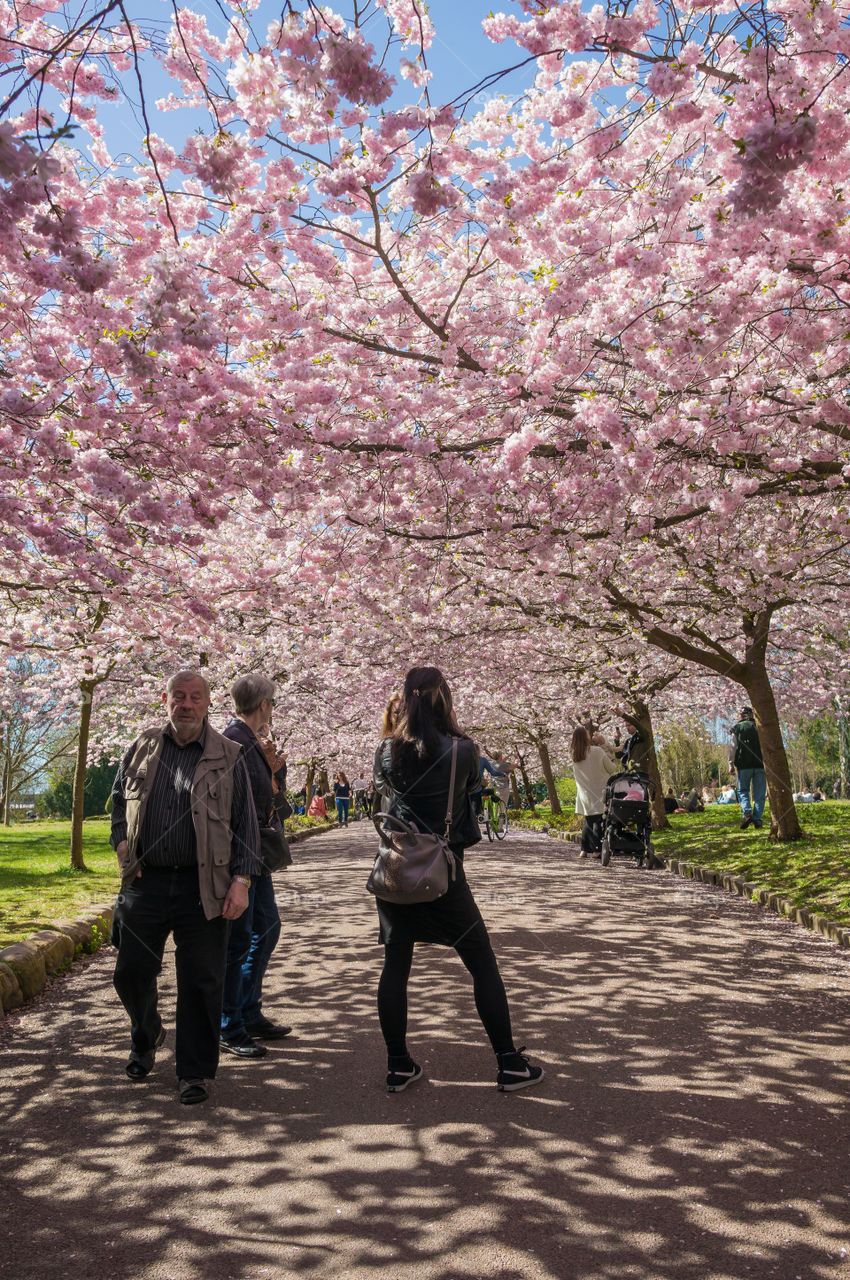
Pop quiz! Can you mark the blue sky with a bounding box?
[86,1,535,161]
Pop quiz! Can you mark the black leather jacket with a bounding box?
[373,732,482,852]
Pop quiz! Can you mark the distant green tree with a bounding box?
[786,714,840,790]
[38,757,115,819]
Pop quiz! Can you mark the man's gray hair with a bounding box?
[231,673,276,716]
[166,669,210,695]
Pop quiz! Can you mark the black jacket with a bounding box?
[223,719,287,828]
[373,733,482,852]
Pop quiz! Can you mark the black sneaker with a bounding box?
[245,1017,292,1041]
[220,1033,268,1059]
[496,1047,544,1093]
[386,1056,423,1093]
[752,819,763,829]
[740,815,753,829]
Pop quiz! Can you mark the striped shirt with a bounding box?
[110,724,261,876]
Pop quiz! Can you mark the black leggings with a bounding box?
[378,933,514,1058]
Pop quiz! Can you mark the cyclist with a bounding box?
[485,752,513,807]
[472,751,501,817]
[352,775,369,817]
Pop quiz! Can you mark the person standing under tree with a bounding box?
[730,706,767,829]
[110,670,261,1106]
[372,666,544,1095]
[220,674,292,1059]
[571,727,619,857]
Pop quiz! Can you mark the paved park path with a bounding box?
[1,824,850,1280]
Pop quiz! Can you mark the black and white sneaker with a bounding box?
[386,1056,423,1093]
[496,1047,544,1092]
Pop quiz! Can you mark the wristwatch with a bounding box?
[234,875,252,888]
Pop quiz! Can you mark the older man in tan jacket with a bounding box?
[110,670,261,1105]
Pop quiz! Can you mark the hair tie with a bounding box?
[411,689,420,697]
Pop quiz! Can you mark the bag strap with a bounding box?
[443,737,459,840]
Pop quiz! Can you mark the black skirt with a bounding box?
[375,855,489,948]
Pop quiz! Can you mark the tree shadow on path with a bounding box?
[1,826,849,1280]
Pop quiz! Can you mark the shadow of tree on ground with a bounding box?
[1,826,849,1280]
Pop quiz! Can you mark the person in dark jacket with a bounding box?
[729,705,766,829]
[220,673,291,1057]
[618,713,650,771]
[372,666,544,1095]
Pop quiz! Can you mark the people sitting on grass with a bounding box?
[307,789,327,818]
[680,787,705,814]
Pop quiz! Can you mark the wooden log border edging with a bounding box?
[0,821,337,1018]
[536,826,850,951]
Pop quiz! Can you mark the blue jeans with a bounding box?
[737,768,767,823]
[336,798,349,825]
[221,874,282,1039]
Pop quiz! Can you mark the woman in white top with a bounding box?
[571,726,619,858]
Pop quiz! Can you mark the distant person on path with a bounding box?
[333,772,351,826]
[220,674,292,1061]
[484,751,513,806]
[110,670,261,1105]
[372,666,544,1094]
[730,706,766,830]
[571,726,619,858]
[352,774,369,814]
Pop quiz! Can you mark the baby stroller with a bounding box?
[600,771,661,869]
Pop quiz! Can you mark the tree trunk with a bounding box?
[630,698,669,832]
[318,768,329,795]
[612,597,803,841]
[746,668,803,840]
[2,749,11,826]
[838,697,850,799]
[514,745,535,812]
[508,770,521,809]
[305,763,315,808]
[70,681,94,871]
[536,738,562,816]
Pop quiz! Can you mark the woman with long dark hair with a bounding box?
[571,725,619,858]
[372,666,544,1094]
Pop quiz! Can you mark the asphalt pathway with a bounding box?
[1,823,849,1280]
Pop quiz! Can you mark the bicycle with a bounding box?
[481,787,509,841]
[353,790,370,821]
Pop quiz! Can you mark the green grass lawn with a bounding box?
[513,804,583,835]
[653,801,850,926]
[0,814,337,948]
[0,819,119,947]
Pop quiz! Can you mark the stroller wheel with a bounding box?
[600,838,612,868]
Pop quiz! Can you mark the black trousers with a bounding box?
[112,867,228,1080]
[378,928,514,1059]
[581,813,604,853]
